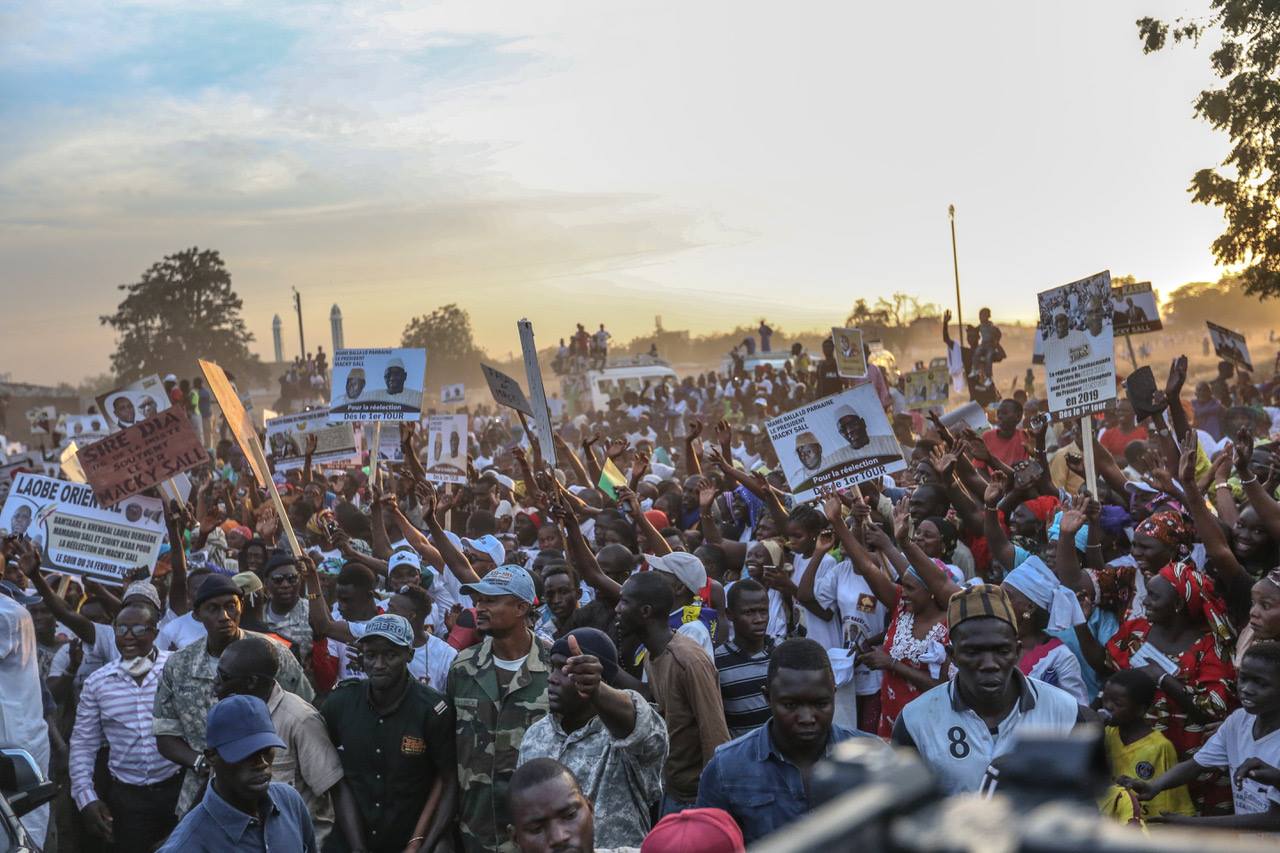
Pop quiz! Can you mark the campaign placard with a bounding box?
[1206,321,1253,371]
[830,327,867,378]
[199,359,270,488]
[481,364,533,416]
[425,414,469,485]
[0,473,166,584]
[266,408,359,470]
[96,374,170,432]
[26,406,56,434]
[766,385,906,501]
[0,453,44,504]
[519,319,558,465]
[329,348,427,422]
[78,409,210,506]
[442,383,466,404]
[1036,271,1116,419]
[903,366,950,411]
[1111,282,1162,336]
[939,401,991,435]
[57,414,110,445]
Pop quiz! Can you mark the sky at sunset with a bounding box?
[1,1,1233,385]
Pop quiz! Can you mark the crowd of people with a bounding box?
[278,349,331,407]
[5,315,1280,852]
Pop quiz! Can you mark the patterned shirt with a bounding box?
[69,652,180,808]
[518,690,668,849]
[714,639,774,738]
[263,597,314,663]
[152,629,314,816]
[448,633,551,853]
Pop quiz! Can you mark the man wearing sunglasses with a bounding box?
[68,599,182,851]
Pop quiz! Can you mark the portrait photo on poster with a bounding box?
[329,348,427,422]
[830,326,867,378]
[1206,321,1253,371]
[266,408,359,470]
[1110,281,1162,336]
[1036,270,1116,419]
[425,414,469,485]
[95,374,170,432]
[766,384,905,501]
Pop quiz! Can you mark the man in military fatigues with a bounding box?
[152,575,313,816]
[447,566,550,853]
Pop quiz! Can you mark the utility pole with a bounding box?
[292,287,306,359]
[948,205,963,336]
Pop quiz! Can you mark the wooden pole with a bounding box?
[949,205,963,335]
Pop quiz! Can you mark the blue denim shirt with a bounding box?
[695,722,879,843]
[157,780,316,853]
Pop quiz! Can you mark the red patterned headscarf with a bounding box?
[1158,562,1233,646]
[1134,510,1193,559]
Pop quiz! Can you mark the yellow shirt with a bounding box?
[1101,727,1195,821]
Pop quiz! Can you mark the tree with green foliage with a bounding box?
[400,304,486,386]
[99,247,262,383]
[1138,4,1280,299]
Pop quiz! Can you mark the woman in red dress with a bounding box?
[1105,561,1236,814]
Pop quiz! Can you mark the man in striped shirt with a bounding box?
[69,599,182,851]
[714,579,775,738]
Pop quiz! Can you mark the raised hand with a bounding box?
[1234,426,1255,480]
[983,470,1007,508]
[698,481,718,510]
[820,489,843,524]
[1165,355,1188,400]
[715,419,733,447]
[631,450,651,479]
[891,496,911,543]
[1058,498,1087,537]
[562,634,604,700]
[688,420,703,441]
[815,528,836,553]
[305,433,319,455]
[605,437,628,460]
[1177,430,1199,486]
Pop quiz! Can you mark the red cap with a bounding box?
[644,509,670,530]
[641,808,745,853]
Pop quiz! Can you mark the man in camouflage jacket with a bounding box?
[447,565,550,853]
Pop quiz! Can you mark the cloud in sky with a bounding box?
[0,0,1229,384]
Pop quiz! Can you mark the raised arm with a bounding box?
[684,420,703,478]
[164,499,191,616]
[551,498,621,603]
[819,494,898,610]
[299,555,356,644]
[389,491,446,572]
[619,487,671,556]
[981,472,1016,570]
[698,481,747,567]
[1176,435,1251,594]
[419,486,481,586]
[17,541,96,644]
[1235,429,1280,541]
[553,433,590,487]
[302,433,318,486]
[580,432,604,490]
[1163,356,1191,442]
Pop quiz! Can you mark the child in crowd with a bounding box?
[1099,669,1193,822]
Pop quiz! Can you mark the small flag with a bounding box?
[598,458,627,500]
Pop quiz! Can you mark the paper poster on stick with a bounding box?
[518,319,558,466]
[903,366,950,411]
[0,473,165,584]
[1111,282,1162,336]
[425,414,469,485]
[442,383,465,405]
[1036,270,1116,419]
[1206,321,1253,371]
[78,409,209,506]
[26,406,56,434]
[96,374,170,432]
[329,348,427,422]
[766,385,906,501]
[481,364,533,415]
[830,327,867,378]
[266,409,359,470]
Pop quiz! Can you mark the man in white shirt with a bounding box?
[892,585,1079,794]
[0,577,51,847]
[70,600,180,850]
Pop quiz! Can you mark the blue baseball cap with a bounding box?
[462,564,537,604]
[205,695,286,763]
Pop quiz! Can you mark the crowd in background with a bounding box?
[4,313,1280,852]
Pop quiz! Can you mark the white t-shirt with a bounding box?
[792,553,841,651]
[328,602,383,682]
[156,611,206,652]
[408,634,459,693]
[815,559,887,696]
[1022,642,1090,705]
[1193,708,1280,815]
[494,654,528,672]
[0,595,49,747]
